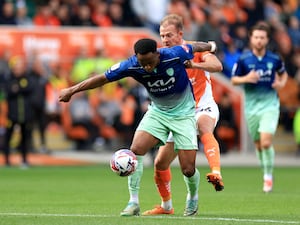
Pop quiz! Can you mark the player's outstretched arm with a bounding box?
[191,41,217,53]
[187,54,223,73]
[59,74,110,102]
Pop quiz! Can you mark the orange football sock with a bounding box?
[154,168,172,202]
[201,133,221,174]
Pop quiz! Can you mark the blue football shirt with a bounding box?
[105,44,195,116]
[232,50,286,114]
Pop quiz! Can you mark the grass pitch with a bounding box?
[0,164,299,225]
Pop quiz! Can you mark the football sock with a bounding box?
[128,155,143,204]
[183,168,200,200]
[155,168,172,209]
[201,133,221,174]
[261,146,275,176]
[161,199,173,211]
[256,149,264,169]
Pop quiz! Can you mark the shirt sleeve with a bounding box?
[105,60,130,82]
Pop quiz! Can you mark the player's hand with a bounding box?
[272,74,285,91]
[184,60,193,68]
[59,88,73,102]
[246,70,260,83]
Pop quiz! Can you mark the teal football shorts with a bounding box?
[136,108,198,151]
[246,108,279,141]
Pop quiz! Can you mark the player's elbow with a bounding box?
[216,62,223,72]
[231,77,239,85]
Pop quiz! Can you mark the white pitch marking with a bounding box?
[0,212,299,224]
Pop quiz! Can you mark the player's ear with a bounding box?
[178,30,183,37]
[155,51,160,60]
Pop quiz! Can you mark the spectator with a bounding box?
[221,40,242,79]
[264,0,281,23]
[240,0,265,28]
[33,3,61,26]
[295,4,300,21]
[3,56,35,168]
[15,1,33,27]
[196,10,224,53]
[230,23,249,52]
[48,0,60,15]
[89,83,128,148]
[91,0,112,27]
[56,4,72,26]
[64,91,99,150]
[287,16,300,52]
[29,58,49,154]
[0,0,16,25]
[0,50,11,80]
[167,0,200,41]
[45,63,69,125]
[71,4,96,27]
[93,48,116,75]
[114,0,143,27]
[108,1,126,27]
[70,47,95,84]
[130,0,169,34]
[219,0,247,25]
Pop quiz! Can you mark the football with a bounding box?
[110,149,138,177]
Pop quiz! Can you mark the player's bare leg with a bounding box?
[142,142,176,215]
[121,131,159,216]
[178,149,199,216]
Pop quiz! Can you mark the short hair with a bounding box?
[249,22,271,38]
[160,14,184,32]
[134,38,157,55]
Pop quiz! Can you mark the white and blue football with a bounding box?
[110,149,138,177]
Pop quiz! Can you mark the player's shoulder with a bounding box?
[159,44,190,52]
[107,56,139,72]
[266,50,281,61]
[159,45,188,59]
[239,49,253,60]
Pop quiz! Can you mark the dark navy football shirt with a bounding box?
[105,44,195,116]
[232,50,286,113]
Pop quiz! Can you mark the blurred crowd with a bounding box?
[0,51,150,155]
[0,0,300,156]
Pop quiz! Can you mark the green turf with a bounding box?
[0,164,299,225]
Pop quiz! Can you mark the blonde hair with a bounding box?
[160,14,184,32]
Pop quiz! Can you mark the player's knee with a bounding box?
[130,145,146,156]
[261,142,272,149]
[261,139,272,149]
[181,166,195,177]
[154,158,169,170]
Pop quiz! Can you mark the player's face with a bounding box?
[250,30,269,51]
[159,24,183,47]
[137,52,160,73]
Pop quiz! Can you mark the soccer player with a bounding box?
[59,38,216,213]
[135,14,224,216]
[231,22,288,193]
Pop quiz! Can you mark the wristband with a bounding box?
[208,41,217,53]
